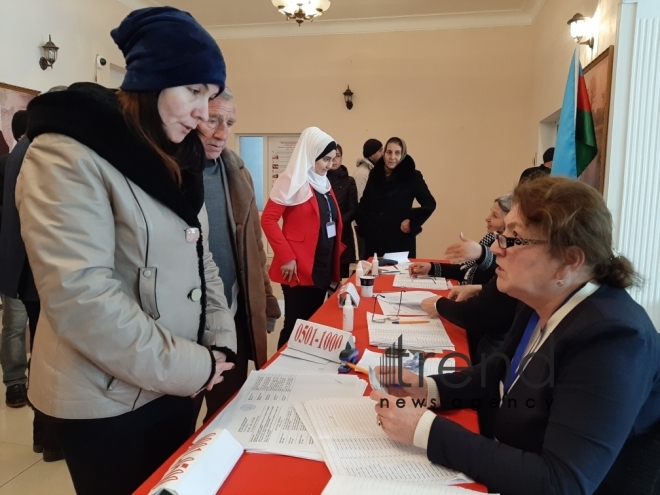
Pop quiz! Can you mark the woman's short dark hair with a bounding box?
[336,143,343,156]
[513,176,638,289]
[117,91,205,184]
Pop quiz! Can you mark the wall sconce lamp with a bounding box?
[343,85,354,110]
[39,35,59,70]
[567,13,594,49]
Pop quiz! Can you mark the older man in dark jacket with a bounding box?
[195,88,281,422]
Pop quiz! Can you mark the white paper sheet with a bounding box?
[357,349,455,376]
[393,273,448,290]
[300,397,471,484]
[376,291,437,316]
[280,347,330,364]
[200,372,367,461]
[267,354,339,375]
[383,251,410,263]
[366,312,455,352]
[322,475,491,495]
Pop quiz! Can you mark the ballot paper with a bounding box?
[393,273,448,290]
[376,291,437,316]
[357,349,455,377]
[266,353,338,375]
[149,429,243,495]
[367,312,454,352]
[297,397,471,484]
[322,476,493,495]
[201,372,367,461]
[383,251,410,263]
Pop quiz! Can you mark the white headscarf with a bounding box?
[269,127,335,206]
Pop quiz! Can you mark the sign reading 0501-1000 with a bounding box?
[293,322,344,352]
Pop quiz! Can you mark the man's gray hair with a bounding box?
[47,85,68,93]
[217,86,233,100]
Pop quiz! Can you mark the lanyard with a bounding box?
[323,193,333,223]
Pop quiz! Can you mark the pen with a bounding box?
[346,362,369,375]
[392,320,430,325]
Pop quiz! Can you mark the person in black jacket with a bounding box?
[372,176,660,495]
[327,144,357,278]
[356,137,436,258]
[409,194,511,286]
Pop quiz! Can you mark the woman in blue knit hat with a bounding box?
[18,7,236,494]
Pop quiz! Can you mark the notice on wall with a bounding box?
[267,136,299,190]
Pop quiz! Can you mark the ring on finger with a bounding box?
[377,415,383,428]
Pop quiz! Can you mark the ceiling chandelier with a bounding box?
[271,0,331,26]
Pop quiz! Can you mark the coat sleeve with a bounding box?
[241,167,281,320]
[16,135,211,397]
[343,177,358,225]
[408,171,436,235]
[260,199,295,265]
[426,322,657,495]
[355,176,373,237]
[198,204,237,352]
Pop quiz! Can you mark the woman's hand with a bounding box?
[444,232,482,264]
[448,284,482,302]
[375,366,428,400]
[191,351,235,398]
[408,262,431,278]
[371,390,427,445]
[280,260,297,282]
[420,296,441,317]
[400,219,411,234]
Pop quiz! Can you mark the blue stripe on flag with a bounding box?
[552,50,578,178]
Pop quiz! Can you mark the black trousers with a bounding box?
[49,395,194,495]
[279,285,327,348]
[193,303,250,424]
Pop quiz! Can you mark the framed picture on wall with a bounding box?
[579,45,614,194]
[0,82,40,155]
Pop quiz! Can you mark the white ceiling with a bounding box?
[118,0,547,38]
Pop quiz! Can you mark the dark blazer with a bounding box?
[327,165,357,267]
[0,137,38,301]
[356,154,436,258]
[436,276,517,362]
[427,284,660,495]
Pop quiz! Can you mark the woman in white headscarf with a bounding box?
[261,127,344,348]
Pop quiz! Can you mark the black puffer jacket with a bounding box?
[356,155,436,258]
[327,165,357,266]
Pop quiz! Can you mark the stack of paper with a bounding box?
[357,349,456,377]
[393,273,448,290]
[322,476,493,495]
[198,372,367,461]
[367,312,455,352]
[295,397,471,484]
[376,291,437,316]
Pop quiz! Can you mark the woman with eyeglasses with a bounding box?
[261,127,344,348]
[356,137,436,258]
[409,194,511,287]
[372,176,660,495]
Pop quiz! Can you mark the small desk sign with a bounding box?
[287,319,355,363]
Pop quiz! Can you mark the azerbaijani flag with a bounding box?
[552,49,598,178]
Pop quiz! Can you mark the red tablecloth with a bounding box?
[135,267,487,494]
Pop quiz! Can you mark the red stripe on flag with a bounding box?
[577,75,593,112]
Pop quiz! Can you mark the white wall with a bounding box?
[0,0,129,93]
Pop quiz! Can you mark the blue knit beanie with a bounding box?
[111,7,226,93]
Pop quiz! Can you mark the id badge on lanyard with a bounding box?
[324,194,336,238]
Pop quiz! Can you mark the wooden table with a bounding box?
[135,268,487,494]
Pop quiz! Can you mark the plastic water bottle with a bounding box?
[343,295,354,333]
[372,253,379,277]
[356,264,364,287]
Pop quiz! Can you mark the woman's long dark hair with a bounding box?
[117,91,205,184]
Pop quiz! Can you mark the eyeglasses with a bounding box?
[371,292,403,323]
[496,234,547,250]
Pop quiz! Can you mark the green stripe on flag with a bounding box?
[576,109,598,176]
